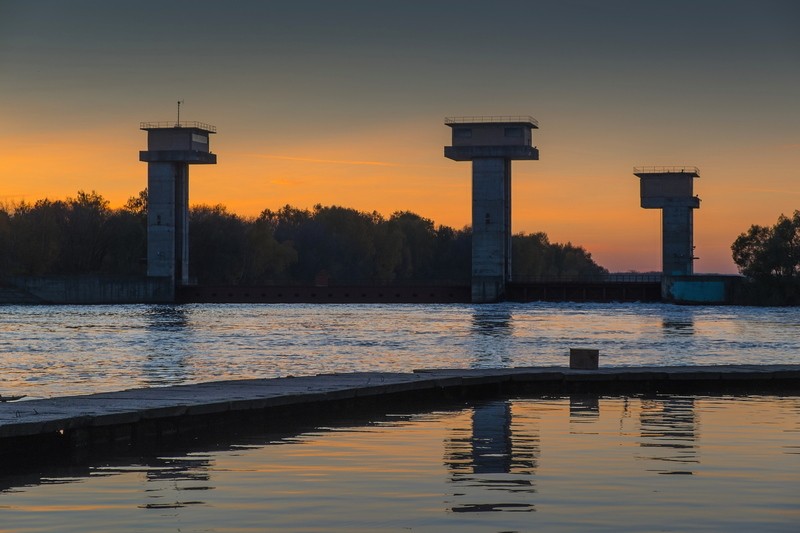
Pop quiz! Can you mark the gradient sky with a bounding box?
[1,0,798,273]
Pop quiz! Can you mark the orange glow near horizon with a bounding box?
[2,396,797,530]
[1,118,796,275]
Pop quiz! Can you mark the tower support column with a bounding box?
[662,205,694,276]
[472,158,512,302]
[146,162,179,280]
[175,164,189,285]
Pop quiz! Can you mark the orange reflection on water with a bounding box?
[1,395,798,532]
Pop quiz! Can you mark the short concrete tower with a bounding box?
[634,166,700,276]
[445,116,539,303]
[140,121,217,285]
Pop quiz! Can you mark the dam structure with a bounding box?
[445,116,539,303]
[633,166,700,276]
[140,120,217,287]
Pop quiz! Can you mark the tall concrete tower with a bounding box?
[140,120,217,285]
[633,166,700,276]
[445,116,539,303]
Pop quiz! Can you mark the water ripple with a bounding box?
[1,302,798,397]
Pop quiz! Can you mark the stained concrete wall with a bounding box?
[147,128,211,153]
[662,205,695,276]
[472,158,511,302]
[450,123,533,147]
[640,174,695,204]
[662,275,742,304]
[147,162,177,279]
[147,163,189,284]
[176,165,189,286]
[8,276,174,304]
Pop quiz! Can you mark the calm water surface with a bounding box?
[1,395,798,532]
[1,302,799,398]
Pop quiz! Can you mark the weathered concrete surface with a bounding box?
[141,123,217,286]
[1,366,798,451]
[5,276,174,304]
[444,117,540,303]
[663,274,741,304]
[634,168,700,277]
[0,284,43,304]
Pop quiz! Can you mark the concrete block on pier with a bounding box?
[570,348,600,370]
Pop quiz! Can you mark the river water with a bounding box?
[2,303,799,531]
[2,395,798,532]
[1,302,798,399]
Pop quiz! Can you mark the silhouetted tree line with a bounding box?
[732,211,800,305]
[0,191,146,278]
[0,189,608,285]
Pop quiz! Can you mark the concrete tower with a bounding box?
[633,166,700,276]
[140,120,217,286]
[445,116,539,303]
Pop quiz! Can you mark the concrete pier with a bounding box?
[1,366,797,463]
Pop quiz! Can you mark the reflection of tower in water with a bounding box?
[444,400,539,513]
[95,454,213,510]
[662,318,695,335]
[569,394,600,420]
[143,306,191,386]
[141,455,213,509]
[662,309,695,336]
[470,308,513,337]
[638,396,698,475]
[469,306,514,367]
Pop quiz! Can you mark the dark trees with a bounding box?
[103,189,148,276]
[732,211,800,280]
[8,198,66,275]
[0,207,13,277]
[388,211,438,281]
[305,205,381,283]
[1,191,146,278]
[731,211,800,304]
[58,191,112,274]
[189,204,298,285]
[189,204,249,284]
[512,232,607,281]
[101,209,147,275]
[430,225,471,282]
[241,216,298,284]
[1,191,609,286]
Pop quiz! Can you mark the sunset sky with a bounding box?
[1,0,798,273]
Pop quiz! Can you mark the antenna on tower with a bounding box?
[176,100,184,126]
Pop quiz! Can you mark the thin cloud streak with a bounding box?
[743,188,800,195]
[239,153,447,170]
[241,153,398,167]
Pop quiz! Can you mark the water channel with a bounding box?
[1,395,798,532]
[1,302,799,530]
[1,302,799,398]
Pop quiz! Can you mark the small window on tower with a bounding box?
[454,128,472,139]
[504,127,522,138]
